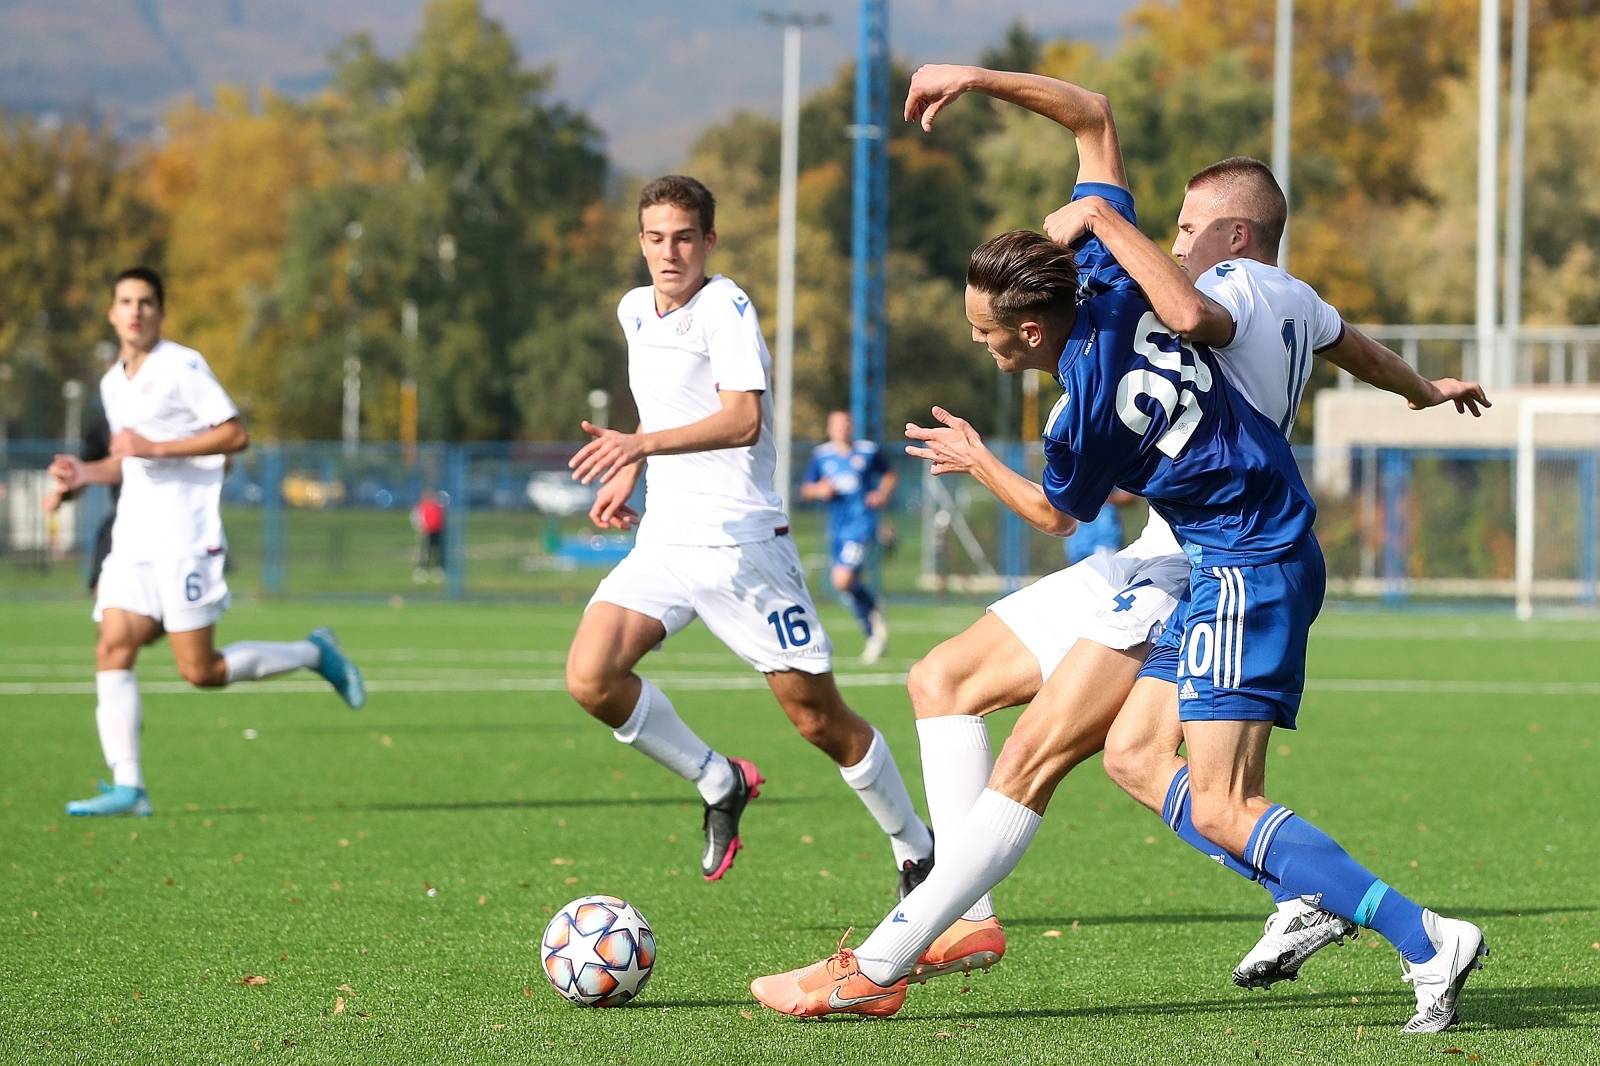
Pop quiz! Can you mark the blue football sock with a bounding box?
[1247,804,1436,963]
[846,584,877,637]
[1161,768,1295,902]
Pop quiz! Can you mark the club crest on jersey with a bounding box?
[674,313,694,336]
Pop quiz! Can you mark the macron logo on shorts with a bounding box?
[1179,679,1199,701]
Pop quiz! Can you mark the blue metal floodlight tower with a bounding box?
[848,0,889,443]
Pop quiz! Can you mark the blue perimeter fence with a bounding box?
[3,440,1597,609]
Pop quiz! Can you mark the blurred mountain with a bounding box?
[0,0,1133,172]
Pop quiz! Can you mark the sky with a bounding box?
[0,0,1137,173]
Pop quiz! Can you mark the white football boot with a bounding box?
[1401,910,1489,1033]
[1232,896,1358,989]
[861,609,889,665]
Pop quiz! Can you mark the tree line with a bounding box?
[3,0,1597,444]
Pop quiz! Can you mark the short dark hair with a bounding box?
[1185,157,1287,253]
[638,174,716,234]
[966,230,1079,325]
[112,266,165,310]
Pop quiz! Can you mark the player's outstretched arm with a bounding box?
[1319,328,1491,416]
[569,391,762,485]
[1044,196,1235,347]
[904,64,1126,189]
[110,417,249,461]
[905,406,1077,537]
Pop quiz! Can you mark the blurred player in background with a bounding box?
[801,410,897,663]
[565,175,933,890]
[412,488,446,583]
[45,267,367,817]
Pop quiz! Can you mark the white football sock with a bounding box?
[95,669,143,789]
[855,788,1040,985]
[222,640,320,683]
[839,728,934,867]
[917,715,996,920]
[612,679,735,804]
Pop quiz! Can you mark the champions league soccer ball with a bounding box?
[540,895,656,1007]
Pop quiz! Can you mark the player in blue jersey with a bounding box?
[754,84,1485,1035]
[801,410,897,663]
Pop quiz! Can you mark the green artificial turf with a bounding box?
[2,599,1596,1064]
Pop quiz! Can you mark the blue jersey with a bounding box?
[1041,185,1316,566]
[804,440,890,540]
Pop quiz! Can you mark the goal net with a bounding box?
[1515,396,1600,618]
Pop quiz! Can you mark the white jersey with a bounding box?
[618,275,787,546]
[1100,259,1344,563]
[100,340,239,562]
[1197,257,1345,435]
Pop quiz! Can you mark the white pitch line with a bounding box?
[1,675,1597,698]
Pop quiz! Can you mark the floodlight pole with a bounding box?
[763,11,827,511]
[1503,0,1529,376]
[1271,0,1293,270]
[1475,0,1501,386]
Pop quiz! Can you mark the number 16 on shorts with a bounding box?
[766,604,812,649]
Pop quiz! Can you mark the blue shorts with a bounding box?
[1135,539,1324,729]
[830,527,874,571]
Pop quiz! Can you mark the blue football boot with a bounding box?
[309,627,366,709]
[66,781,152,817]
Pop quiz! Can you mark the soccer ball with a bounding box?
[540,895,656,1007]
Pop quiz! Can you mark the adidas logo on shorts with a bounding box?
[1178,679,1199,701]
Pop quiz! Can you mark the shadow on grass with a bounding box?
[636,998,752,1009]
[291,721,595,736]
[173,795,824,817]
[940,984,1600,1031]
[998,905,1597,928]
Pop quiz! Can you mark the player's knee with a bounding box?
[95,636,136,670]
[563,665,611,716]
[830,568,853,593]
[1186,791,1246,849]
[1101,734,1155,797]
[906,652,956,719]
[178,657,223,688]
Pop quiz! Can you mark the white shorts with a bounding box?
[589,535,833,674]
[93,550,230,633]
[988,548,1188,679]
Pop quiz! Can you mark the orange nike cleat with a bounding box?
[750,931,909,1018]
[909,916,1006,984]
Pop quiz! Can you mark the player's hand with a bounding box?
[904,406,988,475]
[109,428,160,459]
[1043,197,1103,247]
[43,485,65,513]
[904,64,973,131]
[48,454,86,492]
[865,488,890,510]
[569,421,647,485]
[1414,378,1491,417]
[589,476,640,531]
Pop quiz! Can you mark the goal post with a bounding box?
[1515,395,1600,619]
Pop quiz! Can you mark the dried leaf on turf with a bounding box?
[739,1010,754,1020]
[338,984,355,994]
[242,975,270,986]
[1042,929,1062,938]
[334,996,345,1016]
